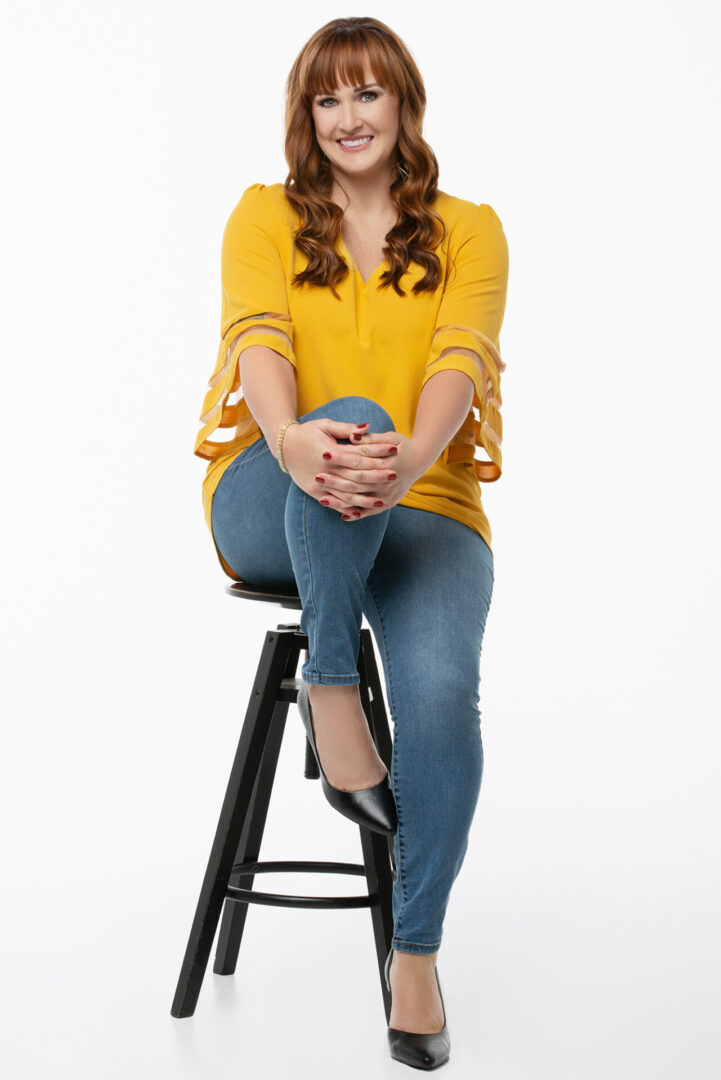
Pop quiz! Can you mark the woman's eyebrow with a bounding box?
[315,82,382,96]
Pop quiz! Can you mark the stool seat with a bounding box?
[225,579,302,610]
[171,583,396,1023]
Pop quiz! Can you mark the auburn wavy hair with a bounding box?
[283,16,447,299]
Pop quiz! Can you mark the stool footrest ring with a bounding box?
[226,858,375,909]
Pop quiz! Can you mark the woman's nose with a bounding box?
[340,105,361,131]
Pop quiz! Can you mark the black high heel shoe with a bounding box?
[384,947,451,1070]
[297,680,398,836]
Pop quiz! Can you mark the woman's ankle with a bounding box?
[308,683,366,723]
[308,682,360,700]
[392,949,439,968]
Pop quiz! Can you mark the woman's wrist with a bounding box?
[408,432,439,479]
[275,417,299,471]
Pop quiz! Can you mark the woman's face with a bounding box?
[311,59,400,180]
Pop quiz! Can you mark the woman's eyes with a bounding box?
[318,91,378,107]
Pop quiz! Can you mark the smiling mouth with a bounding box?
[337,135,374,145]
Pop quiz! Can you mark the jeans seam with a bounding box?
[392,938,442,950]
[300,491,321,677]
[302,673,360,682]
[365,578,408,931]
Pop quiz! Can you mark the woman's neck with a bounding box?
[330,165,396,218]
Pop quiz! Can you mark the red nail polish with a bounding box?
[320,498,329,505]
[352,510,361,517]
[374,501,384,507]
[388,446,398,454]
[315,475,325,483]
[342,514,351,520]
[356,422,368,427]
[323,452,332,460]
[387,472,397,480]
[351,433,362,441]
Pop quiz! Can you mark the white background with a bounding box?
[1,1,719,1077]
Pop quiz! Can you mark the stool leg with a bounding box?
[170,629,301,1018]
[357,629,397,879]
[358,629,394,783]
[213,639,299,975]
[357,629,396,1023]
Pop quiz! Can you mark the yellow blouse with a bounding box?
[194,182,509,580]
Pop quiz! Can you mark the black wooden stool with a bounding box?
[171,578,397,1022]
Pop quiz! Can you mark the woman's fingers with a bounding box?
[315,465,396,490]
[349,442,401,458]
[321,443,399,467]
[320,419,370,439]
[319,489,387,511]
[349,430,402,445]
[317,419,402,445]
[308,425,404,518]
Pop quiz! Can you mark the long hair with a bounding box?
[283,16,447,299]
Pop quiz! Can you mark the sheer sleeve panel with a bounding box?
[420,203,509,481]
[194,184,296,462]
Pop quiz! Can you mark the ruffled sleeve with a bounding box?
[420,202,509,481]
[193,183,297,461]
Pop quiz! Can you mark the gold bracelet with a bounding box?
[276,418,299,473]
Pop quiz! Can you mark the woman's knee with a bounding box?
[410,671,481,729]
[303,395,395,433]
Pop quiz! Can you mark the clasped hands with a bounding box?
[280,417,424,521]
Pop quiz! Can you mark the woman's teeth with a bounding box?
[338,136,373,147]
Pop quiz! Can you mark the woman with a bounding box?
[194,16,508,1070]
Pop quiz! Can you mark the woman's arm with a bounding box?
[237,341,297,460]
[408,368,474,475]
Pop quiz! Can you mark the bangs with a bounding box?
[305,34,395,99]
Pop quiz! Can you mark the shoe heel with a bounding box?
[384,946,393,991]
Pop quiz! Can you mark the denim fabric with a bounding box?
[211,396,495,953]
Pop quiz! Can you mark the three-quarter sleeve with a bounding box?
[420,202,509,481]
[193,183,297,461]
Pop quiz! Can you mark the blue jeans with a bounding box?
[211,396,495,953]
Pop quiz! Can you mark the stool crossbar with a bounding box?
[171,580,396,1021]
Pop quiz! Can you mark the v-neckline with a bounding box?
[337,233,387,288]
